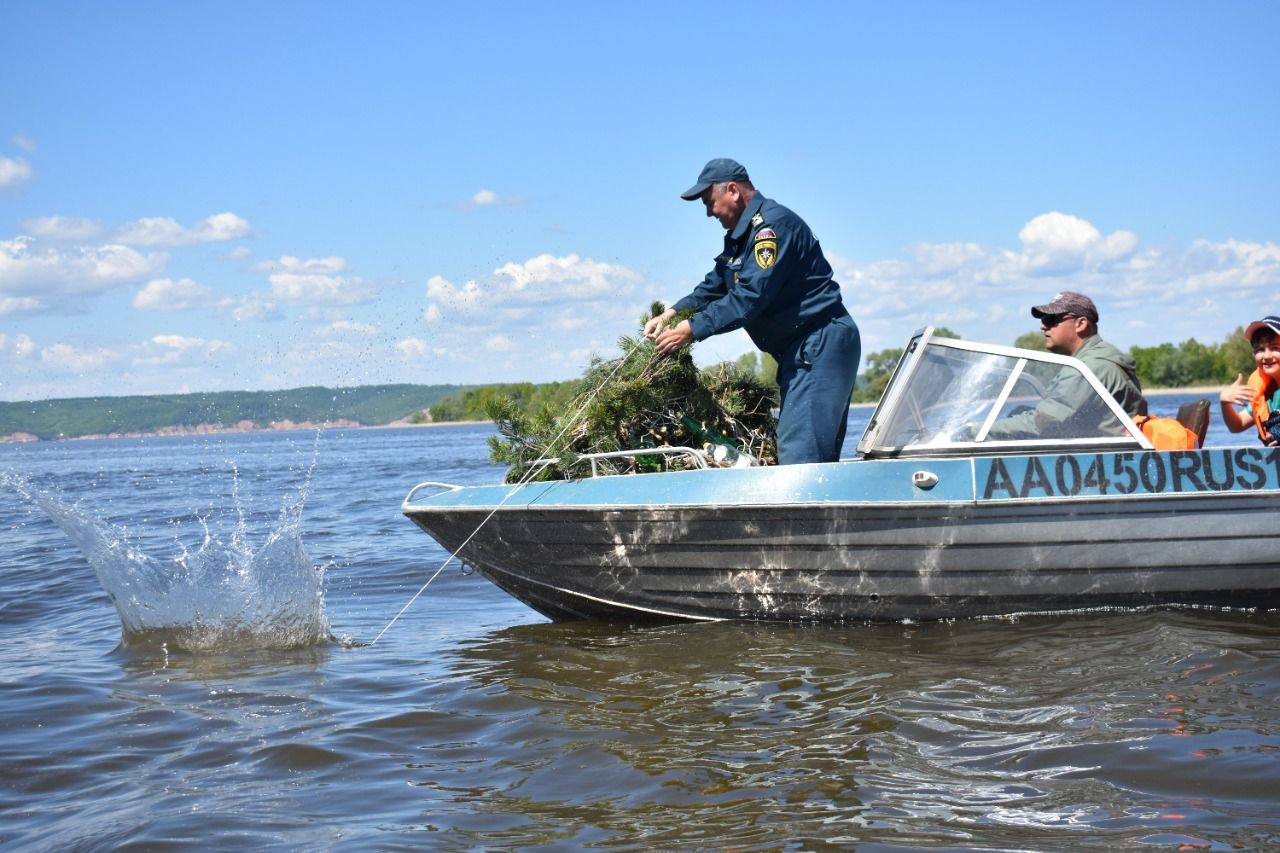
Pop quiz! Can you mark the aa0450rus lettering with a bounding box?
[979,448,1280,501]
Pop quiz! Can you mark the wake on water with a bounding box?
[3,469,331,652]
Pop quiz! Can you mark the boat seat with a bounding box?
[1175,399,1211,447]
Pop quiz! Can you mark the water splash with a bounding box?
[3,470,330,652]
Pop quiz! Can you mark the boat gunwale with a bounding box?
[404,486,1278,513]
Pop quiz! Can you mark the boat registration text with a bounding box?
[977,448,1280,502]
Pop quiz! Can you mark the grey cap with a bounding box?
[1030,291,1099,323]
[680,158,750,200]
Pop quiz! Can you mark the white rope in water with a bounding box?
[370,339,655,646]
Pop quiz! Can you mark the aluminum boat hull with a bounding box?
[403,448,1280,622]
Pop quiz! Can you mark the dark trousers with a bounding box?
[776,314,861,465]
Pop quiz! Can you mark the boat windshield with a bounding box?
[856,329,1148,457]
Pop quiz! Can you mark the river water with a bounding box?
[1,396,1277,851]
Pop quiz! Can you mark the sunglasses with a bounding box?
[1040,313,1079,329]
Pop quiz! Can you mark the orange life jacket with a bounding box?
[1247,369,1278,443]
[1133,415,1200,450]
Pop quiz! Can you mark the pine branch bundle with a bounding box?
[486,313,778,483]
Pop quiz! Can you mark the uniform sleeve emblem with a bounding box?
[753,239,778,269]
[753,227,776,241]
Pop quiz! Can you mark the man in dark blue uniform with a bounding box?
[645,158,861,464]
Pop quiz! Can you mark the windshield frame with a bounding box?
[856,328,1152,458]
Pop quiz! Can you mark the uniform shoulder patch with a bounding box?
[753,227,776,241]
[753,239,778,269]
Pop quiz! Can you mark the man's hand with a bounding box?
[655,320,694,355]
[643,308,677,339]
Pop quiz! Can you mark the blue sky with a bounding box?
[1,2,1277,400]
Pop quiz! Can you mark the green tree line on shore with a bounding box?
[1,384,466,441]
[423,382,578,422]
[425,352,775,423]
[421,343,805,419]
[4,327,1257,440]
[1015,327,1255,388]
[426,326,1257,421]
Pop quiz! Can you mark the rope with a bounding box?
[370,339,655,646]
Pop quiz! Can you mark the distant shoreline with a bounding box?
[0,418,491,445]
[1144,386,1220,396]
[2,386,1221,445]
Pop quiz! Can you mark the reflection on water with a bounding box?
[389,614,1280,851]
[1,423,1277,851]
[3,470,330,651]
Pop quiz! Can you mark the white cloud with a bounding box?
[555,315,590,331]
[15,210,1274,396]
[1175,239,1280,292]
[1018,211,1101,255]
[1,333,36,357]
[425,273,483,311]
[462,188,525,209]
[154,334,213,350]
[220,292,280,322]
[258,255,376,305]
[192,212,252,242]
[133,277,215,311]
[0,212,248,315]
[19,216,104,242]
[425,253,642,323]
[130,335,232,367]
[40,342,119,372]
[17,212,250,247]
[115,212,251,247]
[113,218,183,247]
[0,296,44,317]
[494,253,640,299]
[14,135,36,154]
[484,335,514,352]
[395,337,429,357]
[0,236,168,311]
[1016,211,1139,274]
[411,252,651,381]
[825,211,1280,352]
[498,305,531,321]
[0,155,32,190]
[913,241,989,276]
[314,320,379,338]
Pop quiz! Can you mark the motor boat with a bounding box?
[403,328,1278,622]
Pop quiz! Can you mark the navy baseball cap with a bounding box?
[1244,315,1280,342]
[680,158,750,200]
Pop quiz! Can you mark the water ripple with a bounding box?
[2,424,1278,851]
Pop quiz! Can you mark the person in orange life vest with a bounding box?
[1218,315,1280,446]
